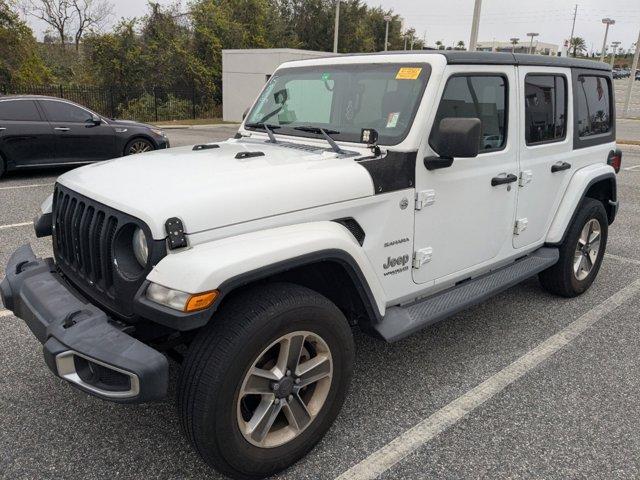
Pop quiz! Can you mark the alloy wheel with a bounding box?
[236,331,333,448]
[573,218,601,281]
[128,140,152,154]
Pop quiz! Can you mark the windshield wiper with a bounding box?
[244,122,281,143]
[293,126,345,154]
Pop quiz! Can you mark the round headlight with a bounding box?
[132,228,149,267]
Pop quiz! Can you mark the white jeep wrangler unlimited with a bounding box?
[1,52,622,479]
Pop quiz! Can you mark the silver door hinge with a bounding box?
[415,190,436,210]
[519,170,533,187]
[514,218,528,235]
[413,247,433,269]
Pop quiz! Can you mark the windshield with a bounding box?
[245,63,430,145]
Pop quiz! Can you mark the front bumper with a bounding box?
[1,244,168,403]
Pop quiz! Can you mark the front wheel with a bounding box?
[177,283,354,479]
[124,138,154,155]
[539,198,608,297]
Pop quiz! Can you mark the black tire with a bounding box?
[177,282,355,479]
[539,198,608,297]
[0,155,6,179]
[124,137,154,155]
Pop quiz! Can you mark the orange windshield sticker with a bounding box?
[396,67,422,80]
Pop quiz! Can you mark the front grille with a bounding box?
[52,184,165,318]
[54,187,119,297]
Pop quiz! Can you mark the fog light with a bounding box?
[146,283,218,312]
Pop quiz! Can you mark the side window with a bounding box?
[575,75,611,138]
[40,100,93,123]
[524,75,567,145]
[430,75,507,153]
[0,100,41,121]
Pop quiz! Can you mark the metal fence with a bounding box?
[0,85,221,123]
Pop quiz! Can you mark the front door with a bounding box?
[38,99,116,163]
[413,65,519,286]
[0,99,56,167]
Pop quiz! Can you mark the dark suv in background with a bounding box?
[0,95,170,178]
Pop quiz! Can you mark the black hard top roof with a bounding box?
[439,51,610,71]
[330,50,611,72]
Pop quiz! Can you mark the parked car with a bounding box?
[1,52,621,479]
[0,95,169,178]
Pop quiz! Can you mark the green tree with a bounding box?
[0,0,52,85]
[570,37,586,57]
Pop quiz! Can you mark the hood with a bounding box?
[57,139,375,239]
[108,118,155,129]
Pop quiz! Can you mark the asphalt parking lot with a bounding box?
[1,124,640,479]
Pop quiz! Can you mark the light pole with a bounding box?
[510,37,520,53]
[468,0,482,52]
[527,32,539,54]
[624,30,640,118]
[610,40,621,67]
[383,14,391,51]
[600,18,615,62]
[333,0,340,54]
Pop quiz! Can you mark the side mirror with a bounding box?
[86,114,101,127]
[425,117,482,170]
[242,107,249,121]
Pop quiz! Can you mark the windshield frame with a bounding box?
[243,62,432,147]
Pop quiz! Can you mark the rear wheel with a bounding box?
[539,198,608,297]
[0,155,6,179]
[177,283,354,479]
[124,138,154,155]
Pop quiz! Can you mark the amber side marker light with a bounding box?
[185,291,219,312]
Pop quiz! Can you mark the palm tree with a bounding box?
[570,37,587,57]
[456,40,465,50]
[435,40,443,50]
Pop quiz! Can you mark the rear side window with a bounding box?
[40,100,93,123]
[0,100,41,121]
[575,75,612,138]
[524,75,567,145]
[430,75,507,153]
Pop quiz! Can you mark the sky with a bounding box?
[22,0,640,55]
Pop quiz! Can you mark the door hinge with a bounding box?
[413,247,433,269]
[519,170,533,187]
[514,218,528,235]
[415,190,436,210]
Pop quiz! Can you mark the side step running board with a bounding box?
[375,247,559,342]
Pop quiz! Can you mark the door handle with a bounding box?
[491,173,518,186]
[551,161,571,173]
[54,127,70,132]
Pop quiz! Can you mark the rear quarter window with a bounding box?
[572,70,615,149]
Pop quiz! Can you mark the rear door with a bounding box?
[513,67,573,249]
[38,99,116,163]
[413,65,519,286]
[0,99,56,167]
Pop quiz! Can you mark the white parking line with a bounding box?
[336,277,640,480]
[0,183,54,191]
[0,309,13,318]
[605,253,640,266]
[0,222,33,230]
[623,165,640,171]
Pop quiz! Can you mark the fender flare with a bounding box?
[546,166,616,245]
[146,221,386,320]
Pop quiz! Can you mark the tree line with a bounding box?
[1,0,426,104]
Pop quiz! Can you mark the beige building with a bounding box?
[476,40,559,56]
